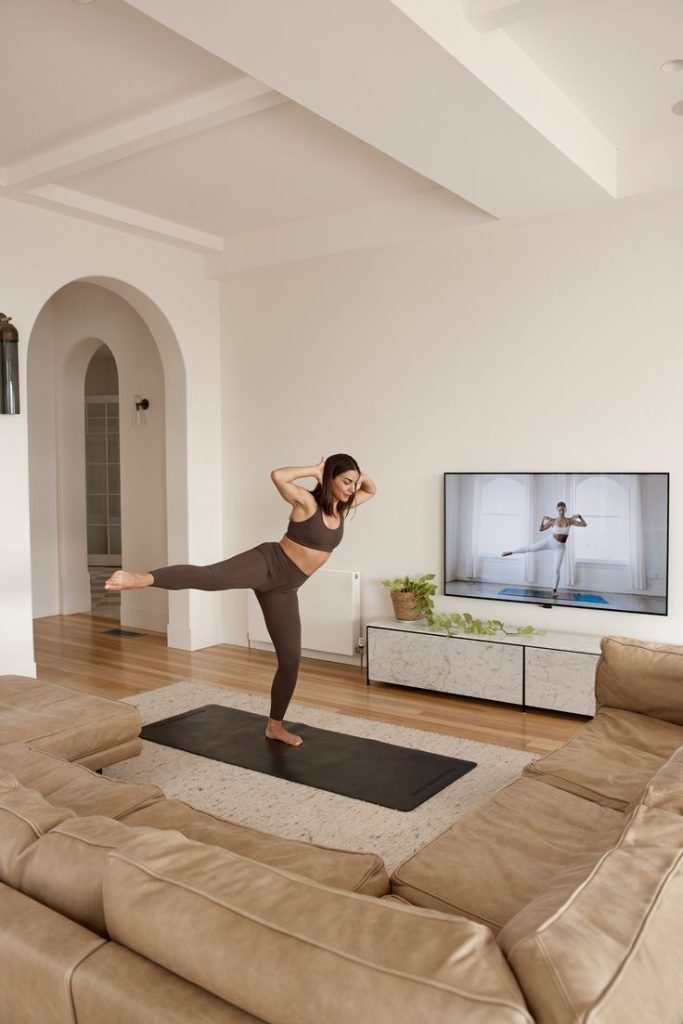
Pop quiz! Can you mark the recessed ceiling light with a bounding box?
[672,100,683,116]
[661,59,683,72]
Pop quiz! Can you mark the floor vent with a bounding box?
[103,628,145,638]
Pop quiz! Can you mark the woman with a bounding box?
[105,455,376,746]
[501,501,587,595]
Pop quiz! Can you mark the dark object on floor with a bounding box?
[499,587,556,599]
[103,628,145,638]
[498,587,608,604]
[141,704,477,811]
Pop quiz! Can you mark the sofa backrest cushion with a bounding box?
[0,782,75,888]
[15,815,156,937]
[596,636,683,725]
[70,941,265,1024]
[0,740,163,819]
[499,804,683,1024]
[0,883,106,1024]
[104,830,534,1024]
[639,744,683,815]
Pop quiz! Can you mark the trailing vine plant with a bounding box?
[425,610,543,638]
[382,574,543,638]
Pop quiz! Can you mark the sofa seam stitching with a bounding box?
[63,936,108,1024]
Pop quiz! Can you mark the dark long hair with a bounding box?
[312,453,360,518]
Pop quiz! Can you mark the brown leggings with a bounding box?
[150,542,309,721]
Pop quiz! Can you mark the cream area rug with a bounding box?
[104,682,538,873]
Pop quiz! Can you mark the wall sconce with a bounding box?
[134,394,150,426]
[0,313,20,415]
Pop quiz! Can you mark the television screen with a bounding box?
[444,473,669,615]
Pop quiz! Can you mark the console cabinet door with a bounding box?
[368,629,524,705]
[524,648,598,716]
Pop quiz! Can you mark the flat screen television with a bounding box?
[444,473,669,615]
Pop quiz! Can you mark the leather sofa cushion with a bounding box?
[121,797,389,896]
[499,804,683,1024]
[0,675,141,765]
[0,782,75,888]
[0,766,18,791]
[596,636,683,725]
[16,816,157,937]
[0,742,163,819]
[0,882,105,1024]
[523,707,683,809]
[71,943,264,1024]
[499,743,683,957]
[391,778,624,931]
[640,744,683,814]
[77,737,142,771]
[104,830,534,1024]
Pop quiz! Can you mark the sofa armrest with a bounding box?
[595,636,683,725]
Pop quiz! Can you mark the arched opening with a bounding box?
[84,344,122,620]
[27,281,171,635]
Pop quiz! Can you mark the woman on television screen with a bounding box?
[502,501,587,595]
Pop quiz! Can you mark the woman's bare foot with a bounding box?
[265,719,303,747]
[502,551,512,557]
[105,570,154,592]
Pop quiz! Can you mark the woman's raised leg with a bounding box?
[106,548,270,592]
[502,537,553,557]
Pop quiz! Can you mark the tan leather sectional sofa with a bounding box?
[1,635,682,1023]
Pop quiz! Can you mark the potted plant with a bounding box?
[382,574,543,636]
[381,573,436,621]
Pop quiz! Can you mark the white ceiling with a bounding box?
[2,0,240,164]
[505,0,683,147]
[61,103,451,238]
[2,0,683,274]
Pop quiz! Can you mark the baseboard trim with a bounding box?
[2,662,38,679]
[248,639,361,668]
[120,607,168,635]
[166,624,223,652]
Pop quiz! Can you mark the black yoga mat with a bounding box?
[141,704,477,812]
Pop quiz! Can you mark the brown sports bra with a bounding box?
[285,504,344,552]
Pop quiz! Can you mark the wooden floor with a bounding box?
[33,614,586,756]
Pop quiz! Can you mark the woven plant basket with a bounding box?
[390,590,423,622]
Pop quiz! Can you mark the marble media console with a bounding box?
[365,620,602,716]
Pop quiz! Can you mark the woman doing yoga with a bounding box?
[502,501,587,596]
[105,455,377,747]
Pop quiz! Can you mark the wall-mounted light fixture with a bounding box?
[134,394,150,426]
[0,313,20,415]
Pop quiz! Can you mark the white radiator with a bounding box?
[247,568,361,657]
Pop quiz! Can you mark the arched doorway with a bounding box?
[27,281,169,634]
[84,344,122,620]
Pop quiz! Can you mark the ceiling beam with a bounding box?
[618,135,683,199]
[122,0,615,222]
[26,185,224,252]
[205,187,493,277]
[4,78,286,190]
[463,0,588,33]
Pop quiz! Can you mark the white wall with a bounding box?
[85,345,118,395]
[28,283,169,633]
[0,196,222,677]
[219,192,683,645]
